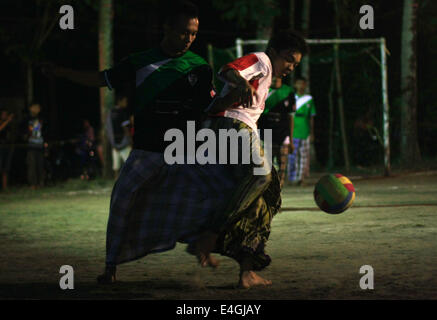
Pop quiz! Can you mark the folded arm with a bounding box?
[218,69,257,109]
[207,87,242,114]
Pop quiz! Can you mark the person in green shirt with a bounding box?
[258,76,296,187]
[43,1,221,283]
[288,76,316,185]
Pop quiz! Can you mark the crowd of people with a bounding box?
[0,96,133,191]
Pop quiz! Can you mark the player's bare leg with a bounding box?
[238,255,272,289]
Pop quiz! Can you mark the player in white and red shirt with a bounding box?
[208,32,306,125]
[204,30,308,289]
[211,52,272,130]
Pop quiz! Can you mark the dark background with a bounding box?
[0,0,436,184]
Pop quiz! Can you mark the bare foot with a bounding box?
[96,271,116,284]
[187,232,219,268]
[238,271,272,289]
[198,253,220,268]
[187,248,220,268]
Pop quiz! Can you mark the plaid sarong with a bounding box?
[105,118,281,271]
[288,137,310,182]
[106,150,235,265]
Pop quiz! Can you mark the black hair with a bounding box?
[267,29,309,56]
[164,1,199,27]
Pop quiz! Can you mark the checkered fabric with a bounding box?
[105,118,282,271]
[105,150,235,265]
[288,137,310,182]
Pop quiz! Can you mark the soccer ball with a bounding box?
[313,174,355,214]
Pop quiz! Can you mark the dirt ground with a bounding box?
[0,171,436,300]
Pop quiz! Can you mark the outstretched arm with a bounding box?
[56,67,106,87]
[41,63,106,87]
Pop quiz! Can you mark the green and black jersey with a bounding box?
[103,47,215,153]
[258,84,296,145]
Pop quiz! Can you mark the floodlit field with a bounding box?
[1,171,437,300]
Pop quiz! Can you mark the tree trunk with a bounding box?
[300,0,311,85]
[98,0,115,178]
[25,62,34,106]
[287,0,295,86]
[333,0,350,173]
[327,65,335,170]
[48,76,58,139]
[400,0,420,166]
[300,0,317,169]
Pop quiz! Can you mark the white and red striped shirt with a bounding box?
[214,52,273,131]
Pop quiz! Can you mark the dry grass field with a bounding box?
[1,171,436,300]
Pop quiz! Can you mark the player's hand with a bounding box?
[288,143,295,154]
[236,80,257,108]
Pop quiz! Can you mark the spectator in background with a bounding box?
[94,131,105,171]
[258,77,296,188]
[22,102,47,190]
[288,77,316,186]
[76,119,97,180]
[0,109,15,191]
[106,95,132,178]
